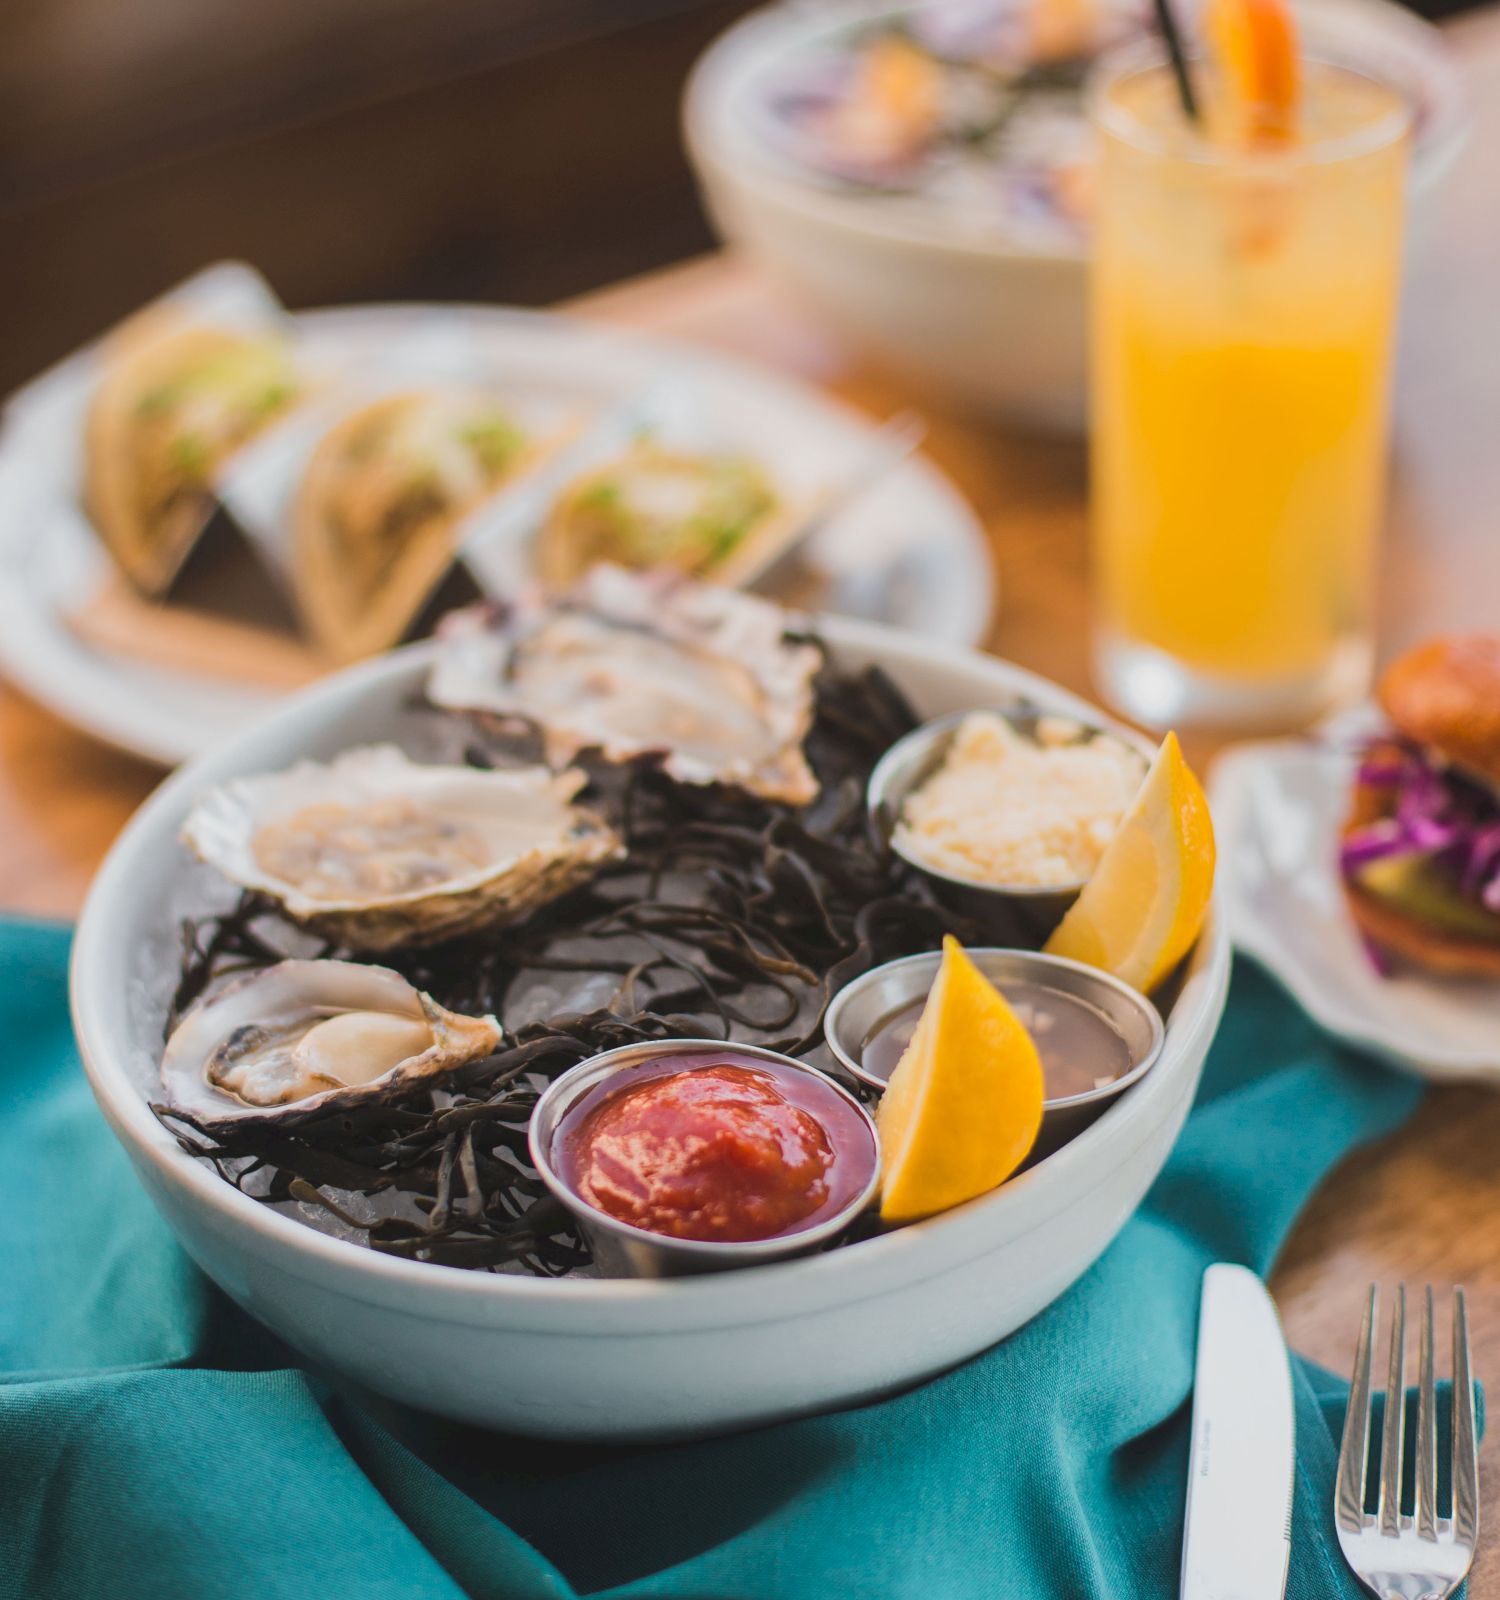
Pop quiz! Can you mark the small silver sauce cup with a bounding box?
[866,706,1153,942]
[823,948,1165,1162]
[528,1038,881,1279]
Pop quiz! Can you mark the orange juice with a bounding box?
[1090,59,1410,726]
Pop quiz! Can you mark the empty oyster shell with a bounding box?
[160,958,500,1126]
[182,744,620,951]
[426,564,821,805]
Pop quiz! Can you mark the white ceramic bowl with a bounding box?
[71,616,1230,1440]
[684,0,1467,430]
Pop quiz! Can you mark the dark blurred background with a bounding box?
[0,0,1467,397]
[0,0,759,394]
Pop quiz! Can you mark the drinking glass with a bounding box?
[1089,51,1411,728]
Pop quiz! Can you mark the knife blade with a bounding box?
[1180,1264,1296,1600]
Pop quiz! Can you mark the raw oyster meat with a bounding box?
[426,564,821,805]
[182,743,620,951]
[160,958,500,1126]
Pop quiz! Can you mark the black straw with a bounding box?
[1152,0,1200,122]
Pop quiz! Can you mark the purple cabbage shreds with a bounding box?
[1359,933,1397,979]
[1355,754,1414,786]
[1338,821,1407,873]
[1464,821,1500,911]
[1340,733,1500,912]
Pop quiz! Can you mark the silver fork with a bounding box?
[1335,1285,1480,1599]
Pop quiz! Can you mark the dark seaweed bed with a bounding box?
[157,660,990,1276]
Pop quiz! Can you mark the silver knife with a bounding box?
[1180,1264,1297,1600]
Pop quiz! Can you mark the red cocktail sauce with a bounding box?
[555,1053,876,1244]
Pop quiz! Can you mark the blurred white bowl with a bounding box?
[685,0,1468,430]
[72,616,1229,1441]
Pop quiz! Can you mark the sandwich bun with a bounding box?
[1379,635,1500,789]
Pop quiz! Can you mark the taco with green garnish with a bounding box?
[538,443,782,590]
[85,314,302,596]
[292,388,528,664]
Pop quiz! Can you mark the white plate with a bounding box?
[1211,726,1500,1082]
[71,616,1228,1440]
[0,302,993,766]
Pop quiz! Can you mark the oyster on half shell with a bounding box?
[427,564,822,805]
[182,744,620,951]
[160,958,500,1126]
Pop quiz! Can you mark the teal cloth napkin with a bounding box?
[0,916,1444,1599]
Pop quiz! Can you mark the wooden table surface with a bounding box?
[5,7,1500,1585]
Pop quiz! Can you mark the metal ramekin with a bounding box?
[822,947,1165,1162]
[866,706,1153,942]
[528,1038,881,1279]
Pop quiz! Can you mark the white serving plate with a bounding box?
[684,0,1466,429]
[0,302,993,766]
[71,616,1229,1441]
[1212,726,1500,1081]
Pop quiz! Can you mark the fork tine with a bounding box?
[1415,1286,1438,1540]
[1337,1284,1378,1532]
[1378,1284,1407,1535]
[1451,1287,1480,1548]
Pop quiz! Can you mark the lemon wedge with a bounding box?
[877,936,1045,1225]
[1043,731,1215,992]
